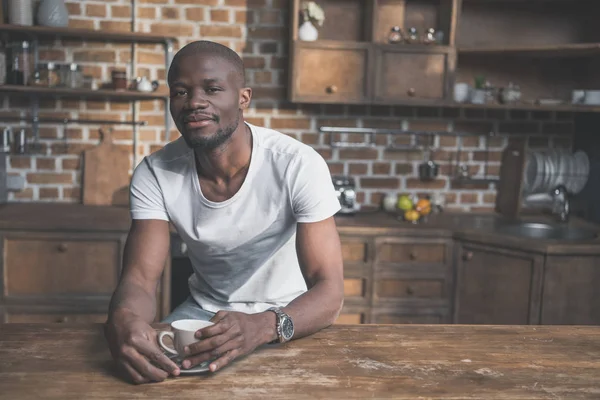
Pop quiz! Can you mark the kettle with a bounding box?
[133,76,159,92]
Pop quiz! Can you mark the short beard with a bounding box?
[183,118,240,151]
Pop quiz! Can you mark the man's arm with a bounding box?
[104,219,180,383]
[108,219,170,322]
[279,216,344,338]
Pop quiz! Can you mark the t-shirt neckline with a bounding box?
[192,122,258,208]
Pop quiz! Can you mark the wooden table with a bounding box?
[1,324,599,399]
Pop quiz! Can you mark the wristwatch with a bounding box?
[267,307,294,344]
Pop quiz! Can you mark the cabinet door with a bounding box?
[374,47,451,102]
[291,43,371,103]
[454,243,543,325]
[541,256,600,325]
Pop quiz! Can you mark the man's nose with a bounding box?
[186,90,209,109]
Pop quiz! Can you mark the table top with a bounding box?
[1,323,599,399]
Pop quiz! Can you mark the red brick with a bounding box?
[406,178,446,189]
[199,25,242,38]
[454,121,494,135]
[339,148,378,160]
[254,71,272,84]
[348,163,368,175]
[73,50,116,63]
[63,187,82,200]
[176,0,217,3]
[36,158,57,170]
[317,118,357,128]
[13,188,33,200]
[461,136,481,148]
[270,56,286,69]
[384,150,424,162]
[162,7,179,19]
[38,127,58,139]
[51,143,95,155]
[301,133,318,145]
[486,165,501,176]
[460,193,479,204]
[270,118,310,130]
[244,117,265,126]
[250,27,286,39]
[315,149,331,159]
[251,87,286,100]
[138,7,157,18]
[360,178,399,189]
[373,162,391,175]
[363,119,403,129]
[450,181,489,190]
[62,158,81,170]
[86,4,106,17]
[65,128,83,140]
[236,10,249,24]
[27,173,73,184]
[9,156,31,169]
[68,19,95,30]
[327,162,344,175]
[151,23,194,36]
[472,151,502,162]
[370,192,386,207]
[395,164,413,174]
[40,188,59,199]
[211,9,229,22]
[433,150,468,163]
[483,193,496,204]
[39,50,66,61]
[438,136,456,147]
[139,0,169,3]
[65,2,81,15]
[111,5,131,18]
[355,191,365,204]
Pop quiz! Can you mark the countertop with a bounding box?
[1,324,599,399]
[1,203,599,254]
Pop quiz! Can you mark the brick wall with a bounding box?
[3,0,573,211]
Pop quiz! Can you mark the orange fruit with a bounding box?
[404,209,420,222]
[415,199,432,216]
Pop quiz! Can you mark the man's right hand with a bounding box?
[104,311,180,384]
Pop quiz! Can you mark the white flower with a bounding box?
[301,1,325,26]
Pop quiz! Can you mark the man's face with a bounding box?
[169,54,249,150]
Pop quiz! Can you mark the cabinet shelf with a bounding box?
[0,24,176,44]
[458,43,600,58]
[0,85,168,102]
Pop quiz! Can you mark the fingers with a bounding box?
[122,346,170,382]
[183,334,244,369]
[209,349,240,372]
[134,337,181,376]
[119,361,149,385]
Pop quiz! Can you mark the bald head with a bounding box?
[168,40,246,87]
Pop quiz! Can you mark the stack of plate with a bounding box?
[523,149,589,195]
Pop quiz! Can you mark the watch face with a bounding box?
[281,317,294,339]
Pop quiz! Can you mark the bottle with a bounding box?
[388,26,403,44]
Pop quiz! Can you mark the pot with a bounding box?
[418,148,439,181]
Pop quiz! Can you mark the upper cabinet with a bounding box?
[289,0,600,112]
[288,0,458,106]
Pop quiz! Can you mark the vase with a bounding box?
[37,0,69,28]
[298,21,318,41]
[8,0,33,26]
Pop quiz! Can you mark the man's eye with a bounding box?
[206,87,220,93]
[172,90,187,97]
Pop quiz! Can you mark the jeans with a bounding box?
[161,296,215,324]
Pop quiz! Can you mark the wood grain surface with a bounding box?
[1,324,599,399]
[82,127,130,206]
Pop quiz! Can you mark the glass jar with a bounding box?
[33,62,60,87]
[388,26,403,44]
[6,41,33,85]
[67,63,83,88]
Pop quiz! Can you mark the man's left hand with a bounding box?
[181,310,275,372]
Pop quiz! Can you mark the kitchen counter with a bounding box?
[1,203,599,254]
[1,323,599,399]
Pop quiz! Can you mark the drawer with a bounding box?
[341,238,368,263]
[4,236,121,297]
[377,241,446,264]
[375,278,445,299]
[292,45,370,103]
[5,311,108,324]
[343,278,367,298]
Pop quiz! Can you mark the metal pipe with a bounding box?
[131,0,139,166]
[0,117,147,126]
[319,126,501,137]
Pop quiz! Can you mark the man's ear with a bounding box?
[240,87,252,110]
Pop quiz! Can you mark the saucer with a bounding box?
[178,361,210,375]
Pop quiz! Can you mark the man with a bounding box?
[103,40,344,384]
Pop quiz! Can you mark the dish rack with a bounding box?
[496,139,590,219]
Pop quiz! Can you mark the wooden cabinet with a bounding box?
[374,47,452,102]
[453,242,544,325]
[541,255,600,325]
[291,43,371,103]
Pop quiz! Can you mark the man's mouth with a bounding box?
[183,114,216,128]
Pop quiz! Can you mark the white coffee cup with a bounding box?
[453,83,470,103]
[158,319,214,361]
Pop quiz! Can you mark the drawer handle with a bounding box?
[57,243,68,252]
[406,286,415,296]
[407,88,416,97]
[409,251,418,260]
[463,251,473,261]
[326,85,338,94]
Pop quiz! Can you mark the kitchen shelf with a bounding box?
[0,24,176,44]
[0,85,168,101]
[458,43,600,58]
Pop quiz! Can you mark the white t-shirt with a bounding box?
[129,122,341,314]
